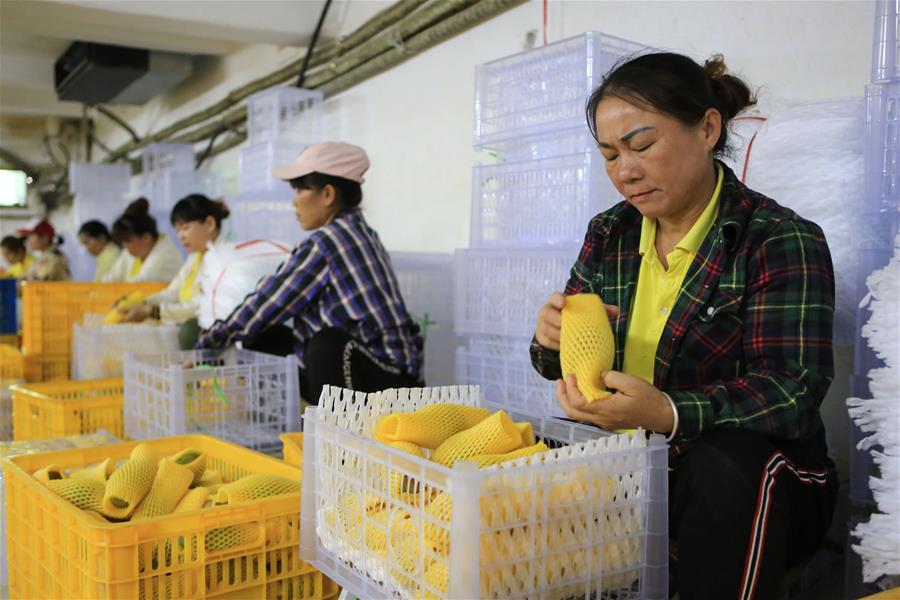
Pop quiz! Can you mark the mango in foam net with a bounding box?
[132,458,194,521]
[45,477,106,512]
[560,293,616,402]
[103,443,160,519]
[103,291,146,324]
[33,464,66,482]
[170,448,206,485]
[71,457,116,483]
[430,411,524,467]
[375,403,489,449]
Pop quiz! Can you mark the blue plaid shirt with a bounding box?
[197,209,424,379]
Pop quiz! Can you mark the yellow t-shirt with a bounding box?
[623,164,724,384]
[178,252,204,303]
[94,243,121,282]
[3,255,34,279]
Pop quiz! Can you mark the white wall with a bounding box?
[83,0,873,253]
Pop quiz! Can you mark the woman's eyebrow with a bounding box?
[597,126,656,148]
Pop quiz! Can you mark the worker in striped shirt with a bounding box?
[197,142,424,405]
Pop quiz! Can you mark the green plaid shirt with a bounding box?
[531,163,835,457]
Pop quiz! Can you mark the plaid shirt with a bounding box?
[531,163,835,458]
[198,209,424,380]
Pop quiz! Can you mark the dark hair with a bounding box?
[78,220,111,240]
[112,198,158,243]
[1,235,26,255]
[586,52,757,156]
[170,194,230,228]
[288,172,363,210]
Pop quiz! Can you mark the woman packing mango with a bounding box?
[77,220,122,282]
[103,198,183,283]
[196,141,424,405]
[531,52,837,599]
[116,194,231,349]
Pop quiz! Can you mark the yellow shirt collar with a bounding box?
[638,163,724,256]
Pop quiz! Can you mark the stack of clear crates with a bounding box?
[457,33,647,416]
[850,0,900,509]
[68,162,131,225]
[300,385,669,600]
[123,347,300,451]
[239,87,324,193]
[139,143,221,216]
[474,32,646,147]
[228,188,309,245]
[72,314,180,380]
[390,252,457,386]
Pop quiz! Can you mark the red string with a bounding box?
[543,0,548,46]
[731,116,768,184]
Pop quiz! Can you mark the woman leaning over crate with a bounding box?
[531,52,837,599]
[196,141,424,406]
[104,198,183,283]
[116,194,230,350]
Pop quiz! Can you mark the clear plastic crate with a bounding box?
[482,126,597,162]
[455,247,577,337]
[455,335,562,418]
[247,87,324,145]
[872,0,900,83]
[141,142,195,174]
[140,169,222,213]
[471,149,618,247]
[474,32,648,149]
[390,252,458,386]
[123,347,300,451]
[239,139,306,193]
[72,314,181,380]
[0,430,120,588]
[300,385,669,600]
[1,378,14,439]
[864,82,900,212]
[68,161,130,196]
[229,189,310,245]
[73,190,130,226]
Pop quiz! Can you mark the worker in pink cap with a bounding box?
[197,141,425,405]
[16,217,70,281]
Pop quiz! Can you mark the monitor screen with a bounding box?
[0,169,27,207]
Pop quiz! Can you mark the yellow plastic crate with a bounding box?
[3,434,338,599]
[0,334,19,347]
[1,345,24,380]
[280,432,303,468]
[21,281,165,356]
[22,352,69,383]
[11,377,124,441]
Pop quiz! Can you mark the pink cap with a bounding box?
[272,141,369,183]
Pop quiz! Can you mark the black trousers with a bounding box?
[670,428,837,600]
[244,325,421,404]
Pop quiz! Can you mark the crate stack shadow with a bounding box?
[455,32,647,418]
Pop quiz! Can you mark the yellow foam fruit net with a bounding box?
[45,478,106,512]
[103,443,160,519]
[132,458,194,521]
[430,410,524,468]
[214,473,300,505]
[33,464,65,482]
[71,458,116,483]
[103,291,146,324]
[375,403,489,449]
[170,448,206,485]
[173,487,209,513]
[560,293,616,402]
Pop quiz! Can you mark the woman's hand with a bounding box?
[535,292,619,351]
[119,302,152,323]
[557,371,675,433]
